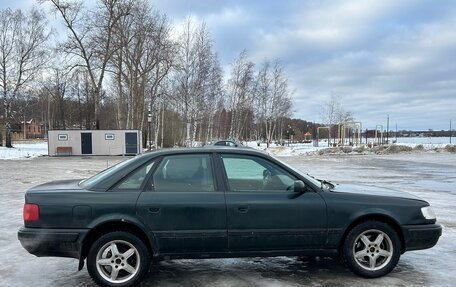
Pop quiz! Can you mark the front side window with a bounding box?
[221,154,296,192]
[153,154,215,192]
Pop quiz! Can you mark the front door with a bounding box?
[81,133,92,154]
[125,132,138,154]
[219,153,327,251]
[136,153,227,255]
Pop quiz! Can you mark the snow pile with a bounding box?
[393,137,452,149]
[0,142,48,160]
[445,145,456,153]
[378,144,413,154]
[250,143,456,157]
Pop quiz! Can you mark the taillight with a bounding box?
[23,203,39,222]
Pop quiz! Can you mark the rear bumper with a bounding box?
[18,226,89,259]
[402,223,442,251]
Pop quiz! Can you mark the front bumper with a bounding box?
[402,223,442,251]
[18,226,89,259]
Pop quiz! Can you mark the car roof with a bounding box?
[143,146,267,158]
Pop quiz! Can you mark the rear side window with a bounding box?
[153,154,215,192]
[115,161,155,190]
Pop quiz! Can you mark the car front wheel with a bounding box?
[342,221,401,278]
[87,231,150,287]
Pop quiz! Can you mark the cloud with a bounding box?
[231,0,456,130]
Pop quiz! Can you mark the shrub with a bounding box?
[414,144,424,151]
[445,145,456,153]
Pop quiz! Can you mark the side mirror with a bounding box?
[293,180,306,193]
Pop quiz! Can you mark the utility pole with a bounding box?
[450,119,452,144]
[386,114,390,144]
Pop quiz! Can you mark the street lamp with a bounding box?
[148,104,152,151]
[156,94,161,149]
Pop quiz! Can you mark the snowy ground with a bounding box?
[244,137,455,157]
[0,137,453,160]
[0,152,455,286]
[0,142,48,160]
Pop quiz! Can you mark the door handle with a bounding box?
[237,206,249,213]
[148,207,160,214]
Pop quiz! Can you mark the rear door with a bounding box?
[136,153,227,255]
[219,153,327,252]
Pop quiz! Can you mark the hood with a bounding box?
[28,179,84,192]
[331,183,425,202]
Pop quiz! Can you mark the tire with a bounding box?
[342,221,401,278]
[87,231,151,287]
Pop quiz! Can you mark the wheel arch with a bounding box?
[338,214,406,255]
[78,219,156,271]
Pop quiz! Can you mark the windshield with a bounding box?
[79,156,138,189]
[271,155,323,188]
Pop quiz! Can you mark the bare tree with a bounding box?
[109,0,174,133]
[227,50,255,140]
[44,0,131,129]
[202,53,224,143]
[320,94,354,143]
[42,68,70,129]
[0,8,50,147]
[321,94,354,125]
[255,60,292,146]
[172,18,218,146]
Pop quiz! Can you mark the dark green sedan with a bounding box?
[18,147,441,287]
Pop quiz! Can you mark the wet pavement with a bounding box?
[1,153,455,286]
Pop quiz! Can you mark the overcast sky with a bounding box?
[3,0,456,130]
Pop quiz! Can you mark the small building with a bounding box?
[303,132,312,142]
[48,130,142,156]
[20,118,46,139]
[1,117,46,140]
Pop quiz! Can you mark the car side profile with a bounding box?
[18,147,442,287]
[208,140,242,147]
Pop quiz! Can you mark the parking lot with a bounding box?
[1,152,455,286]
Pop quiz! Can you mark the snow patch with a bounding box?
[0,142,48,160]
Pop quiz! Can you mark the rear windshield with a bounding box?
[79,156,140,190]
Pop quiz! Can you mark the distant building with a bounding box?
[0,116,46,140]
[48,130,142,156]
[20,118,46,139]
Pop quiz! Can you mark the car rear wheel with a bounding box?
[87,231,150,287]
[342,221,401,278]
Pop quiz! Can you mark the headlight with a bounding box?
[421,206,436,220]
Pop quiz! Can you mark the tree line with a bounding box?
[0,0,300,148]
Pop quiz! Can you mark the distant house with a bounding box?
[20,118,46,139]
[0,116,45,141]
